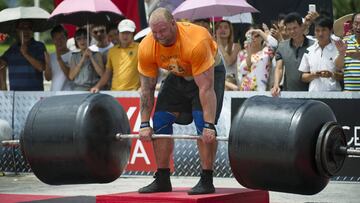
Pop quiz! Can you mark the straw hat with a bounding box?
[333,13,353,37]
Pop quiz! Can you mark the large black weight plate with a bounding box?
[229,96,337,195]
[21,93,131,185]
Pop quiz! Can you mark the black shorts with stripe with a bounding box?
[154,65,225,125]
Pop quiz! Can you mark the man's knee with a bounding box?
[153,111,176,134]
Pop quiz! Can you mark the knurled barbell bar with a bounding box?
[1,93,359,195]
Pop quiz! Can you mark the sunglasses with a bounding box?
[93,29,105,35]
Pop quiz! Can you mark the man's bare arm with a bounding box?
[140,74,157,122]
[301,72,319,82]
[271,59,284,97]
[57,54,70,78]
[194,67,216,124]
[273,59,284,87]
[0,66,7,90]
[22,52,45,72]
[91,68,112,92]
[0,58,7,70]
[20,45,45,72]
[44,52,52,81]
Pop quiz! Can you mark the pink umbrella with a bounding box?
[172,0,259,20]
[50,0,124,26]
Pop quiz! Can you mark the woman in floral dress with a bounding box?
[237,28,278,91]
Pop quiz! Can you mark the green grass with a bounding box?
[0,44,55,56]
[0,44,8,56]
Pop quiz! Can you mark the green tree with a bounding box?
[0,1,54,12]
[333,0,360,19]
[18,0,54,12]
[0,2,6,11]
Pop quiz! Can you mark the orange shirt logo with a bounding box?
[161,57,185,74]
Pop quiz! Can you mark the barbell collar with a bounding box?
[338,146,360,156]
[116,133,229,141]
[1,139,20,147]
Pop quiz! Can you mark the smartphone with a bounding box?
[308,4,316,12]
[343,22,352,36]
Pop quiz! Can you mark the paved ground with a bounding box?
[0,173,359,203]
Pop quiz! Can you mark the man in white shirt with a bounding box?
[44,25,72,91]
[298,16,342,91]
[89,25,113,63]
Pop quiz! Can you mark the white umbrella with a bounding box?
[0,6,54,34]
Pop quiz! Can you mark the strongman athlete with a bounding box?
[137,8,225,195]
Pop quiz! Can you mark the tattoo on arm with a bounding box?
[140,93,150,115]
[140,75,157,121]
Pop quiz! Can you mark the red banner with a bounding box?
[117,98,174,172]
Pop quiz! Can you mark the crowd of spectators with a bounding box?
[1,9,360,93]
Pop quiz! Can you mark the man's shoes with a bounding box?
[188,170,215,195]
[138,169,172,193]
[187,179,215,195]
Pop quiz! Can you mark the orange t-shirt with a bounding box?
[138,22,217,78]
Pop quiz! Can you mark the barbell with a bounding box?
[1,93,359,195]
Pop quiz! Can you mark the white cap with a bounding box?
[118,19,136,33]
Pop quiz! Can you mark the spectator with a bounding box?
[335,12,360,91]
[270,14,289,42]
[69,28,104,91]
[299,17,342,91]
[215,20,241,90]
[90,19,140,92]
[0,20,46,91]
[271,12,314,96]
[44,25,73,91]
[303,11,320,37]
[107,24,120,46]
[266,14,289,89]
[238,27,277,91]
[89,25,113,64]
[193,18,212,33]
[333,14,353,38]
